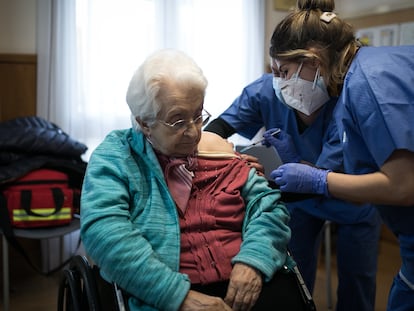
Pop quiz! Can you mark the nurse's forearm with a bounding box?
[204,117,236,138]
[327,170,414,206]
[327,172,388,205]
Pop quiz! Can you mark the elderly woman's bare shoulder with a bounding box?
[197,131,239,158]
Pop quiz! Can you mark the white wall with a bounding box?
[264,0,289,68]
[263,0,414,66]
[0,0,36,53]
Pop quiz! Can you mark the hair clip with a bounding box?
[320,12,336,23]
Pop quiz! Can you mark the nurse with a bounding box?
[267,0,414,310]
[205,9,381,311]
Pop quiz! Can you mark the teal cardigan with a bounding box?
[80,128,294,311]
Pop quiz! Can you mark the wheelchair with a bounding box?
[57,255,128,311]
[58,254,316,311]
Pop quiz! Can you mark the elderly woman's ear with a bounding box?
[136,117,151,136]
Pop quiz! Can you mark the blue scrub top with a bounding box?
[219,73,377,224]
[335,45,414,235]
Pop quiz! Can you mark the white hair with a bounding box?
[126,49,208,130]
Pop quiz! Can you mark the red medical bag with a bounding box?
[1,168,80,228]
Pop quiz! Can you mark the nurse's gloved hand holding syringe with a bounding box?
[262,128,301,163]
[271,163,331,196]
[262,128,332,195]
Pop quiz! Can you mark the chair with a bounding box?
[324,220,333,311]
[57,255,128,311]
[1,217,81,311]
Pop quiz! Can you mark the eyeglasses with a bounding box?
[157,109,211,132]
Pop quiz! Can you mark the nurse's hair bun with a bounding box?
[297,0,335,12]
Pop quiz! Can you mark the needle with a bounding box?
[238,129,281,153]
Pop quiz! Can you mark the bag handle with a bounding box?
[21,188,64,217]
[0,192,81,276]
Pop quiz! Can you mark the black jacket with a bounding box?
[0,116,88,188]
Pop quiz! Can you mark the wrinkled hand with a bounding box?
[224,263,263,311]
[262,128,300,163]
[270,163,330,196]
[239,154,265,176]
[180,290,232,311]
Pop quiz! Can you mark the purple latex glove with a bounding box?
[262,128,300,163]
[270,163,331,196]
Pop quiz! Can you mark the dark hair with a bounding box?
[269,0,359,95]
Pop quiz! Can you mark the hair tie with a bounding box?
[320,12,336,23]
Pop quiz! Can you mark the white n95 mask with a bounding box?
[272,76,287,105]
[278,63,329,116]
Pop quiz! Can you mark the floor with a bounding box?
[0,226,401,311]
[313,232,401,311]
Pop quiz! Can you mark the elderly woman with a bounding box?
[80,49,305,311]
